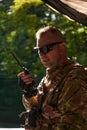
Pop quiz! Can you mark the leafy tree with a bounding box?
[0,0,87,78]
[0,0,87,126]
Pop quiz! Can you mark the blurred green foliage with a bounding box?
[0,0,87,127]
[0,0,87,77]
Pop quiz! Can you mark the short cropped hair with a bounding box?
[36,26,64,42]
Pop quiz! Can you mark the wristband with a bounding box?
[18,77,36,92]
[23,88,37,98]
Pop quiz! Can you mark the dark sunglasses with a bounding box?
[34,41,63,54]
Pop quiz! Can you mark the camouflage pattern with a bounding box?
[22,59,87,130]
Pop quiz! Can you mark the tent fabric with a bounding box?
[42,0,87,25]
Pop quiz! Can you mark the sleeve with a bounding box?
[22,95,38,110]
[22,77,45,110]
[58,69,87,129]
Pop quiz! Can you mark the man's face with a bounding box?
[37,32,63,69]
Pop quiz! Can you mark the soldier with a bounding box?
[18,26,87,130]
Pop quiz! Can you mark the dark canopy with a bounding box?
[42,0,87,26]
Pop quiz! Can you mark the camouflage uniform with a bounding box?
[22,59,87,130]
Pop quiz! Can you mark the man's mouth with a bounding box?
[41,59,48,63]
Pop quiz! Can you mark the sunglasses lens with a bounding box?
[34,45,53,54]
[34,41,62,54]
[40,46,48,54]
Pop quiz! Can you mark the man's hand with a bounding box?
[17,71,36,94]
[43,104,61,119]
[18,71,34,85]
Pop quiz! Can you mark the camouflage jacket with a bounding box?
[22,59,87,130]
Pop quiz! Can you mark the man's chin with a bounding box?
[43,63,52,69]
[43,63,50,68]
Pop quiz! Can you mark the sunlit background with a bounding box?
[0,0,87,129]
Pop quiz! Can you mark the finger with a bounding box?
[23,78,34,85]
[17,72,25,77]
